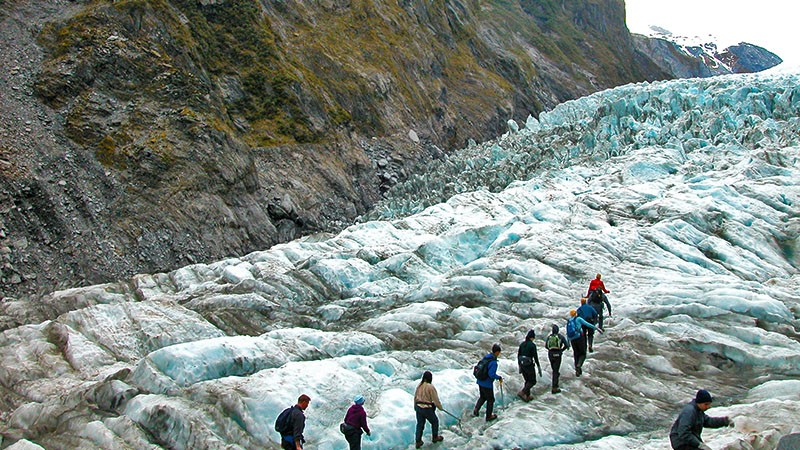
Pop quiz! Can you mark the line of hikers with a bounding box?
[274,275,613,448]
[276,386,733,450]
[273,273,736,449]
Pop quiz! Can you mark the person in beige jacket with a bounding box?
[413,371,444,448]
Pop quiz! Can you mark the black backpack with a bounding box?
[274,406,294,435]
[517,342,534,366]
[473,355,494,381]
[588,288,603,305]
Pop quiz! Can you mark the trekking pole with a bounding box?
[499,383,505,410]
[440,409,463,429]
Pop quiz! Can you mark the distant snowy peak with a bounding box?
[633,26,783,78]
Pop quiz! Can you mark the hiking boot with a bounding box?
[432,435,444,443]
[472,408,479,417]
[576,367,582,377]
[552,388,561,394]
[486,414,498,422]
[416,441,424,448]
[517,390,527,401]
[589,346,594,353]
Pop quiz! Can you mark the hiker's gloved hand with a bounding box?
[725,416,733,427]
[498,377,503,383]
[698,444,712,450]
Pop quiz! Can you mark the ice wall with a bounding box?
[369,72,800,220]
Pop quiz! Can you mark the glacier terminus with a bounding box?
[1,70,799,449]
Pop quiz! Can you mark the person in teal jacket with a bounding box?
[566,309,602,377]
[472,343,503,422]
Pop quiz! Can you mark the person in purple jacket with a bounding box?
[342,395,371,450]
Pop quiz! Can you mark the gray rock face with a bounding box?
[719,43,784,73]
[777,433,800,450]
[632,35,783,78]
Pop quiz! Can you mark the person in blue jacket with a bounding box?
[472,343,503,422]
[566,309,601,377]
[577,297,600,352]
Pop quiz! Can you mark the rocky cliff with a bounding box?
[632,33,783,78]
[0,0,698,298]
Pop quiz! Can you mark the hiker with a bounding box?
[342,395,370,450]
[277,394,311,450]
[544,324,569,393]
[414,371,444,448]
[669,389,732,450]
[567,309,601,377]
[473,343,503,422]
[586,274,612,330]
[517,330,542,401]
[586,273,610,298]
[577,297,600,352]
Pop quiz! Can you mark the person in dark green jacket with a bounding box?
[516,329,542,402]
[669,389,732,450]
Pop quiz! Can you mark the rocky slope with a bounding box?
[632,32,783,78]
[0,0,776,299]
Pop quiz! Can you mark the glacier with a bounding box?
[0,71,799,450]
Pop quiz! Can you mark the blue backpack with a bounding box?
[566,318,581,340]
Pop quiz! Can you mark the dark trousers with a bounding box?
[572,335,587,372]
[343,424,362,450]
[414,405,438,442]
[520,366,537,396]
[548,351,562,390]
[586,326,596,349]
[474,386,495,418]
[281,437,299,450]
[590,300,606,329]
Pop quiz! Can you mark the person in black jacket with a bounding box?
[543,324,569,394]
[669,389,732,450]
[281,394,311,450]
[516,329,542,401]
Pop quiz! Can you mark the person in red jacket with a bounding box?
[586,274,612,332]
[342,395,371,450]
[587,273,610,297]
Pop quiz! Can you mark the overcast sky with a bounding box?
[625,0,799,67]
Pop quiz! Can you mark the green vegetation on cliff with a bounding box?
[6,0,669,298]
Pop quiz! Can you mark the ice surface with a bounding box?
[0,71,799,449]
